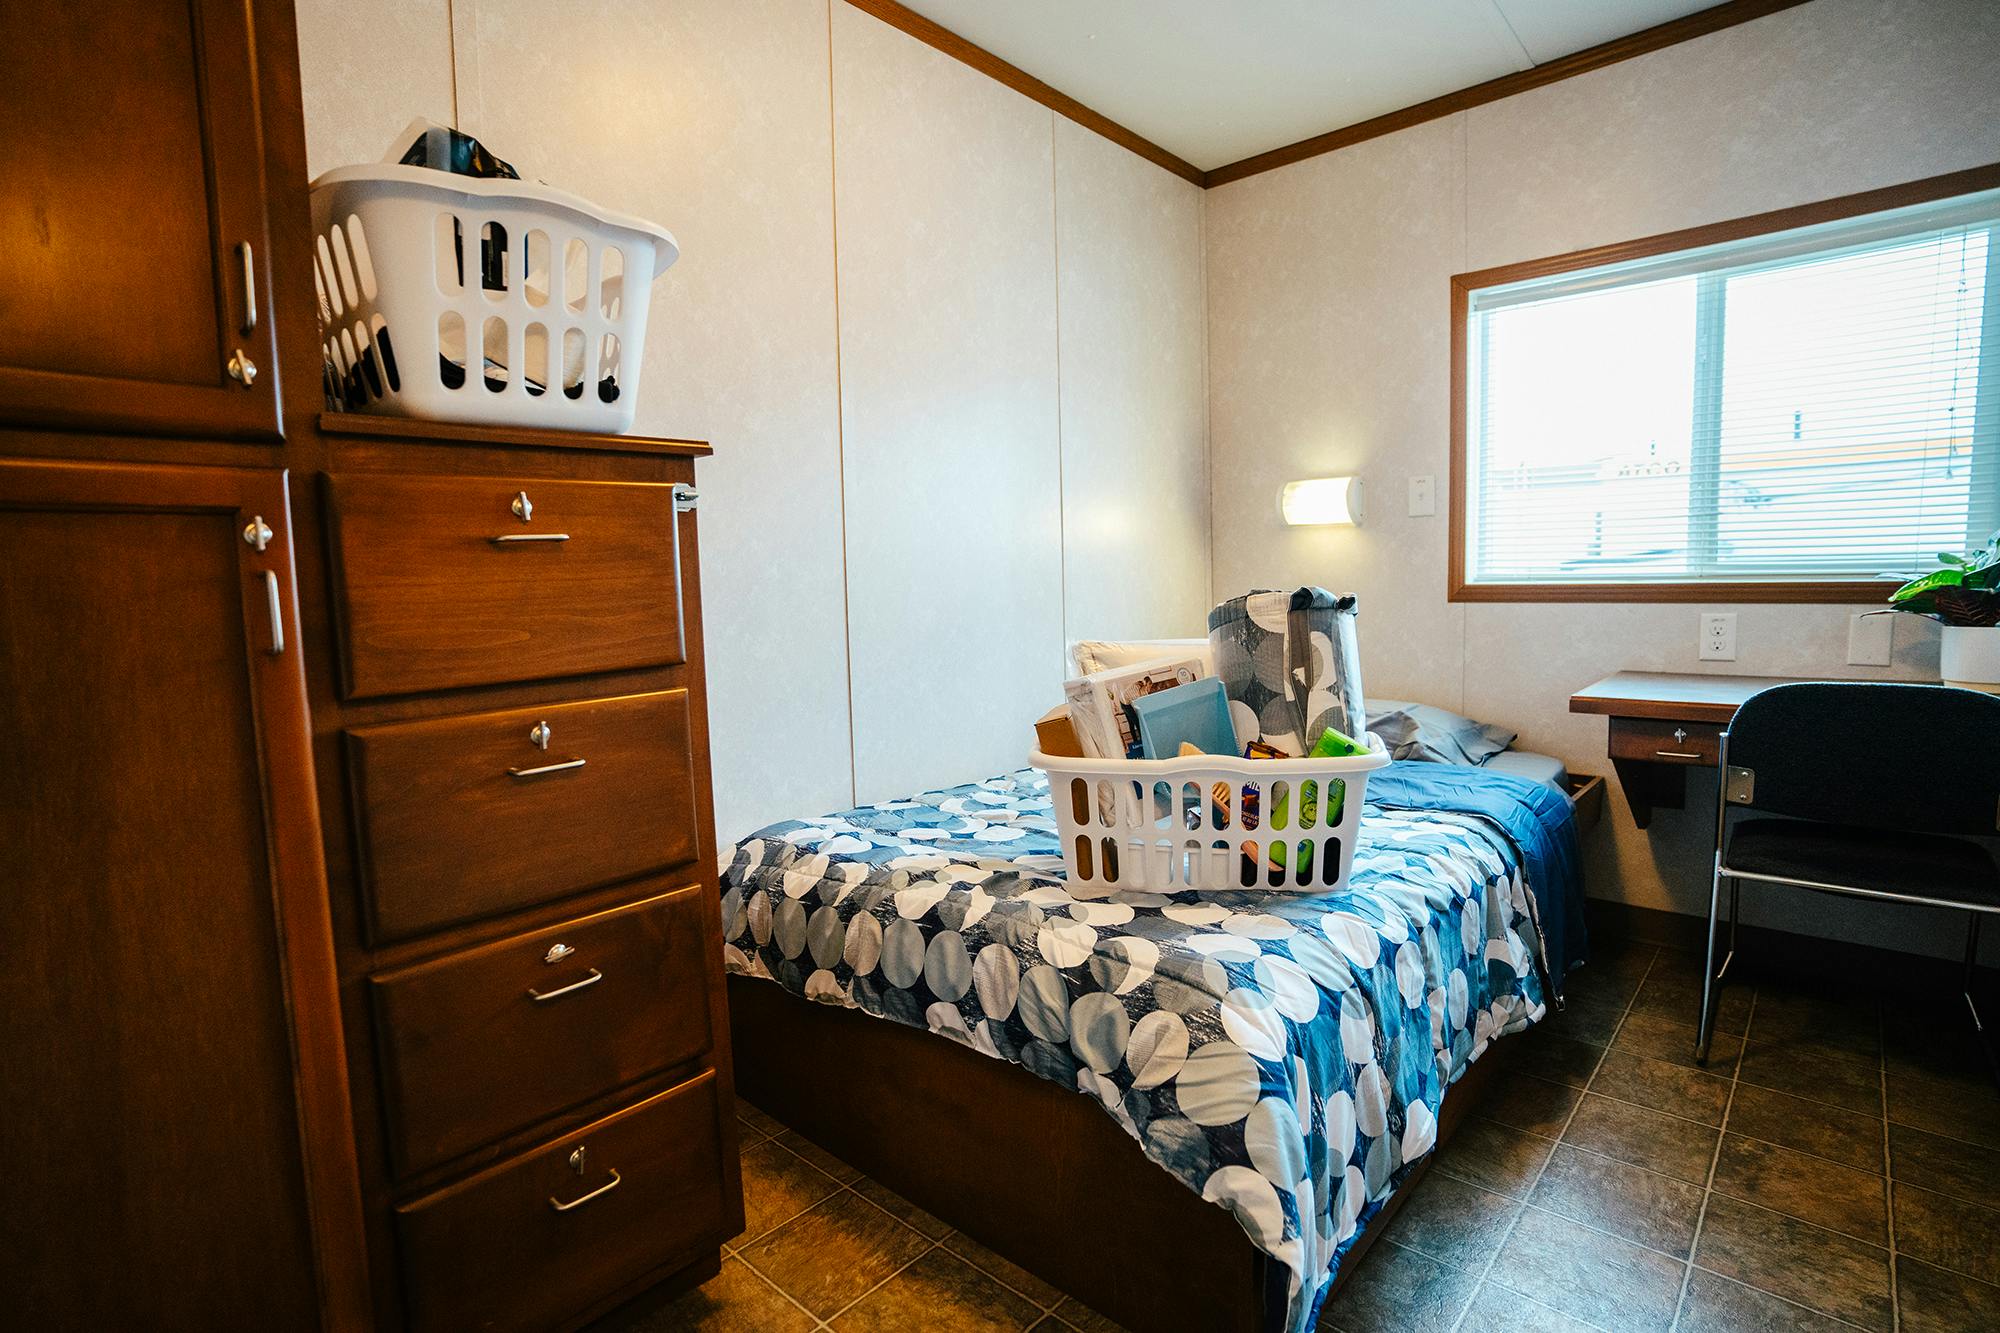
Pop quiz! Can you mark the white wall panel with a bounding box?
[1205,118,1468,710]
[1053,117,1210,648]
[831,3,1065,801]
[295,0,455,178]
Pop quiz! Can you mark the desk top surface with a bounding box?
[1568,671,1807,723]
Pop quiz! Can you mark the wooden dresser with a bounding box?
[294,414,744,1331]
[2,3,740,1327]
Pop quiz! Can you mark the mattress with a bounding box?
[720,761,1582,1333]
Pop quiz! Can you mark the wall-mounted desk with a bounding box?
[1569,671,1802,827]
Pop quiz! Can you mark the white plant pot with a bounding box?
[1940,624,2000,693]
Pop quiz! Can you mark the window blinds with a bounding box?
[1464,189,2000,587]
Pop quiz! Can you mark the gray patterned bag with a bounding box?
[1206,587,1367,756]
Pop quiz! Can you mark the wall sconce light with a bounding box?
[1279,476,1363,526]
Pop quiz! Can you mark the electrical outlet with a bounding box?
[1848,611,1893,666]
[1699,612,1737,661]
[1407,475,1436,517]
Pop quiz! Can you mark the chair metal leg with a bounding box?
[1696,859,1724,1065]
[1715,877,1741,984]
[1966,914,1986,1035]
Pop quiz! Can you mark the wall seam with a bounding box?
[826,0,861,806]
[445,0,460,125]
[1051,110,1070,669]
[1200,178,1215,619]
[448,0,482,131]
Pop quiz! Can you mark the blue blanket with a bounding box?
[721,764,1584,1332]
[1366,762,1587,990]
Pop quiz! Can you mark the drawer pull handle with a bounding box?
[1654,750,1706,760]
[527,968,603,1003]
[490,532,570,544]
[508,757,587,778]
[549,1168,621,1212]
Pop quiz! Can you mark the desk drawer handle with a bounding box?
[508,757,586,778]
[549,1168,621,1212]
[491,532,570,544]
[1654,750,1706,760]
[527,968,603,1003]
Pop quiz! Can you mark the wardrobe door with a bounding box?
[0,459,367,1330]
[0,1,283,439]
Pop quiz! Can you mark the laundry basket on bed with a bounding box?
[1033,741,1390,892]
[309,165,678,432]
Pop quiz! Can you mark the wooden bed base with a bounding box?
[728,976,1511,1333]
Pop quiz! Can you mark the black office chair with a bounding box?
[1694,682,2000,1064]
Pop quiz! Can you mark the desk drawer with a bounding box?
[326,472,684,698]
[371,888,715,1177]
[348,690,699,941]
[1608,717,1722,766]
[395,1071,727,1333]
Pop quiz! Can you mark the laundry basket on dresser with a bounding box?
[309,165,678,432]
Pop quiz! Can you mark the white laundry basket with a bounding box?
[1032,741,1390,893]
[309,165,678,433]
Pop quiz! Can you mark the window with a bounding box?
[1451,169,2000,601]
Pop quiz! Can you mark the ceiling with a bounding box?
[895,1,1723,171]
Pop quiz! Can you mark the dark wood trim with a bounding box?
[1204,0,1812,187]
[1449,161,2000,605]
[839,0,1205,186]
[317,412,713,457]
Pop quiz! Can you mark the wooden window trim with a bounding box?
[1448,161,2000,604]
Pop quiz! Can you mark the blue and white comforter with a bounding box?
[721,763,1582,1333]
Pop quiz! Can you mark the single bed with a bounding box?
[721,760,1583,1333]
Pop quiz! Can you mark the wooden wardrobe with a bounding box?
[0,4,741,1329]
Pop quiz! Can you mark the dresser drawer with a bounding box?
[395,1071,728,1333]
[1608,717,1723,766]
[371,887,715,1177]
[326,472,685,698]
[348,690,699,941]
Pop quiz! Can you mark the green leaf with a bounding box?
[1890,568,1965,603]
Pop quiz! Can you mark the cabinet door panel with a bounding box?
[0,1,282,438]
[0,459,364,1329]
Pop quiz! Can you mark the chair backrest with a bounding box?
[1725,682,2000,836]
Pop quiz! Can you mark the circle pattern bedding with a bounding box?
[721,767,1558,1333]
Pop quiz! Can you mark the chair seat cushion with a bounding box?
[1724,818,2000,907]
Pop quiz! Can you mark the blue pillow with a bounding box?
[1366,700,1517,766]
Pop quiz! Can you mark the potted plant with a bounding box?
[1882,529,2000,691]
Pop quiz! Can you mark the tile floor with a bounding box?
[596,1092,1129,1333]
[1323,940,2000,1333]
[604,941,2000,1333]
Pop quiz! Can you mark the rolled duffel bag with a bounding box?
[1207,587,1367,756]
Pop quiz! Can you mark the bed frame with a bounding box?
[728,976,1511,1333]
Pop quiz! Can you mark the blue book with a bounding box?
[1131,677,1238,759]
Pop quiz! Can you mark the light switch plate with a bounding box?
[1699,612,1737,661]
[1847,612,1893,666]
[1407,475,1436,517]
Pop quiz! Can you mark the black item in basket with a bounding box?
[397,122,520,294]
[397,124,520,181]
